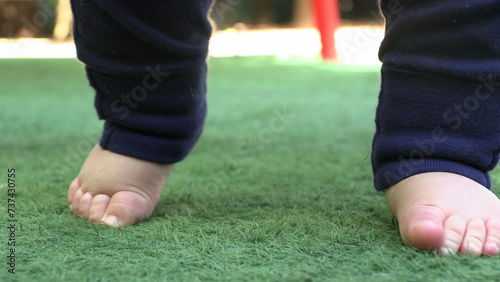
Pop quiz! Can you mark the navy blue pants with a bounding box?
[70,0,213,164]
[372,0,500,190]
[71,1,500,191]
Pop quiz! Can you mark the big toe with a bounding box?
[400,205,445,251]
[101,191,155,227]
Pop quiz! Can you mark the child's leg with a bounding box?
[67,0,213,226]
[372,0,500,255]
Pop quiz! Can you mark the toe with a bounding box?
[460,218,486,256]
[441,215,467,255]
[88,194,111,223]
[401,205,445,250]
[70,187,84,215]
[102,191,153,227]
[68,178,80,204]
[77,192,94,219]
[483,218,500,256]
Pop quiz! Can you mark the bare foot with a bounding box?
[386,172,500,256]
[68,145,173,227]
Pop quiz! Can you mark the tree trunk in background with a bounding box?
[292,0,313,28]
[53,0,73,40]
[255,0,272,26]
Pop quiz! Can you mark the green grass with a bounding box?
[1,57,500,281]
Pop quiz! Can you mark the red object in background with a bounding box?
[313,0,340,61]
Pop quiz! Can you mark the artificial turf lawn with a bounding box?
[1,57,500,282]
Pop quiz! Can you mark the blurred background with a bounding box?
[0,0,384,64]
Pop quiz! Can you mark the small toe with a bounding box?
[441,215,467,255]
[88,194,111,223]
[70,187,84,215]
[77,192,94,219]
[460,218,486,256]
[68,178,80,203]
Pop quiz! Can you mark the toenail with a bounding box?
[486,242,499,254]
[466,243,479,254]
[102,215,119,226]
[439,247,454,256]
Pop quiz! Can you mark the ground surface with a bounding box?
[1,58,500,281]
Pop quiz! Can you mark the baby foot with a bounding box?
[385,172,500,256]
[68,145,173,227]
